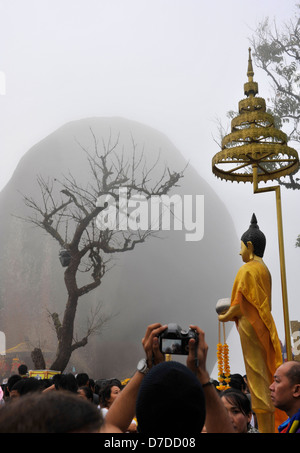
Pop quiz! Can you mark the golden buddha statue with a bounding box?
[218,214,285,433]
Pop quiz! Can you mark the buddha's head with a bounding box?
[240,213,266,261]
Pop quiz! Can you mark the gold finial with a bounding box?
[244,47,258,97]
[247,47,254,82]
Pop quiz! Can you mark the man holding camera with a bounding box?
[103,323,234,434]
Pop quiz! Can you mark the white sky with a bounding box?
[0,0,299,374]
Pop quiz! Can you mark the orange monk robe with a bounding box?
[230,260,286,430]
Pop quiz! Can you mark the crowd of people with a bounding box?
[0,323,299,434]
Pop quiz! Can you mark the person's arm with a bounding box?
[103,323,167,433]
[42,384,56,393]
[187,326,234,433]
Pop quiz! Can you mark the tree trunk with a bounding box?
[31,348,46,369]
[50,345,72,372]
[50,259,80,372]
[50,292,79,372]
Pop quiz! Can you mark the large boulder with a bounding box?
[0,117,239,378]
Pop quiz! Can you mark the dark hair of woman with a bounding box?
[220,388,252,416]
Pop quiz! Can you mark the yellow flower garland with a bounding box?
[216,322,231,391]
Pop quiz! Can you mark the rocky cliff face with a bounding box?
[0,117,239,379]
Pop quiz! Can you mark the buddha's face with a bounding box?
[239,241,253,263]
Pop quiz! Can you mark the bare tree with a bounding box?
[20,130,183,372]
[250,5,300,190]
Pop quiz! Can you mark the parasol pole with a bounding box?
[252,163,292,361]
